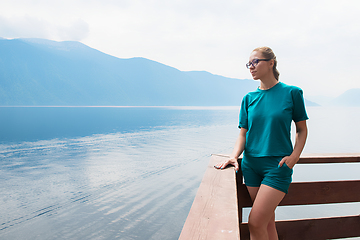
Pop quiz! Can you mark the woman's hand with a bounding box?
[279,120,308,169]
[214,157,239,172]
[278,155,297,169]
[214,128,246,173]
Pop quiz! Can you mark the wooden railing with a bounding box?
[179,154,360,240]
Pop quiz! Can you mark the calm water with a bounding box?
[0,106,359,240]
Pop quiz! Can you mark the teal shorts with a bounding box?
[241,154,293,194]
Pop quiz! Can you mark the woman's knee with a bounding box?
[248,211,266,231]
[248,208,276,229]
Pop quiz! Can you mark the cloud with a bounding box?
[0,15,49,39]
[0,15,89,41]
[57,19,90,41]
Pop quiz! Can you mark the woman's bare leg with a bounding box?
[247,185,285,240]
[266,213,277,240]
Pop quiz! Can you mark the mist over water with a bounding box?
[1,106,359,239]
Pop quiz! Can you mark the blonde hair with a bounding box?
[253,47,280,80]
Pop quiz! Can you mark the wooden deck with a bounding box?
[179,154,360,240]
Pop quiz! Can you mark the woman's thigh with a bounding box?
[247,186,260,202]
[248,184,285,224]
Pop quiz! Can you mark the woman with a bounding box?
[215,47,308,240]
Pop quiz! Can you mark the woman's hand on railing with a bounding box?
[214,157,239,173]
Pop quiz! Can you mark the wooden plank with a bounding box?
[237,182,252,208]
[238,180,360,208]
[211,153,360,164]
[239,215,360,240]
[298,154,360,164]
[281,180,360,206]
[240,224,250,240]
[276,215,360,240]
[179,155,240,240]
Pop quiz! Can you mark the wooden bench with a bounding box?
[179,154,360,240]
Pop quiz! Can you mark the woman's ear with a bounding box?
[269,59,275,68]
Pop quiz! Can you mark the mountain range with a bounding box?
[330,88,360,106]
[0,38,358,106]
[0,38,258,106]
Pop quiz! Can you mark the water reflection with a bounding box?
[1,106,359,239]
[0,107,239,239]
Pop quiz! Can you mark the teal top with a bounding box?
[239,82,309,157]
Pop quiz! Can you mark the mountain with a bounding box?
[331,88,360,106]
[304,99,320,106]
[0,38,258,106]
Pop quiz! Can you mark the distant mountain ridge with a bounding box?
[6,38,356,107]
[0,38,260,106]
[331,88,360,106]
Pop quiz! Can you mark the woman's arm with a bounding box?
[279,120,308,169]
[214,127,247,172]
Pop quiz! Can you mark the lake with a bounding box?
[1,106,359,239]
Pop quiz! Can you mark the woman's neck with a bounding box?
[259,77,278,90]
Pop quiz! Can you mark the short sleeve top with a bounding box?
[239,82,308,157]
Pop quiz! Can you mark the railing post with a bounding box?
[179,155,240,240]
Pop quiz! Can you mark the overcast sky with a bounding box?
[0,0,359,98]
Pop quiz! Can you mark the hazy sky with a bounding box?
[0,0,359,98]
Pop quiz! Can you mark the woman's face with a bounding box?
[248,51,273,80]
